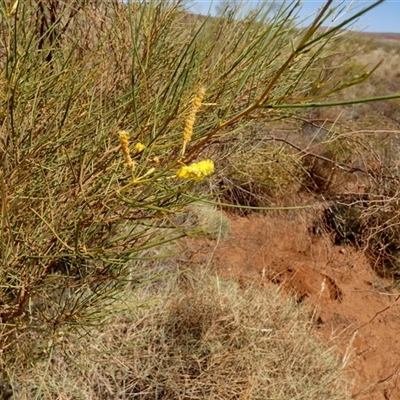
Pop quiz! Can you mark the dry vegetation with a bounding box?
[1,0,400,398]
[3,270,349,399]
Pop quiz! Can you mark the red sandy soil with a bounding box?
[181,210,400,400]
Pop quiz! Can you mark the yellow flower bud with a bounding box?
[134,142,145,153]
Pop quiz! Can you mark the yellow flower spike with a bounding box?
[152,156,160,164]
[118,130,136,172]
[134,142,145,153]
[192,87,205,109]
[176,159,214,181]
[182,87,206,155]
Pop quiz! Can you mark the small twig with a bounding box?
[351,363,400,399]
[268,136,367,173]
[350,294,400,336]
[30,207,74,252]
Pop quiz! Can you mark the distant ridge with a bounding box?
[352,31,400,45]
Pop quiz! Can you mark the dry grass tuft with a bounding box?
[186,202,230,239]
[3,270,350,399]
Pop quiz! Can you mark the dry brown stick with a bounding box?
[350,294,400,336]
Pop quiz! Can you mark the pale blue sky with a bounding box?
[189,1,400,33]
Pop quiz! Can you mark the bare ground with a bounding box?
[180,209,400,400]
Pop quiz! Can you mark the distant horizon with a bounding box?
[188,1,400,34]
